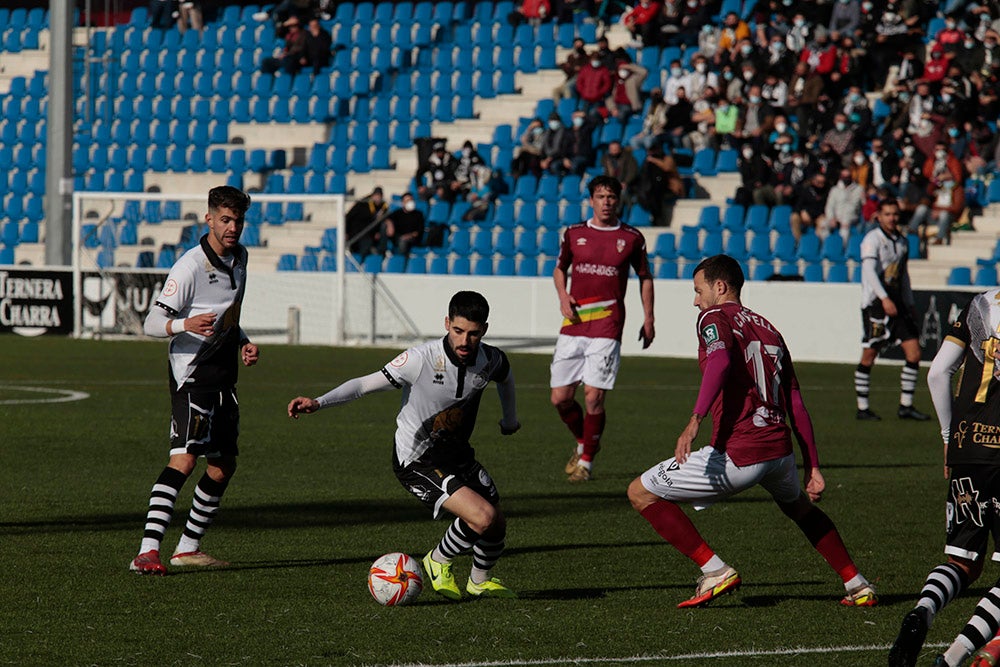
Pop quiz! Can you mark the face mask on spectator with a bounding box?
[794,18,805,26]
[741,45,753,55]
[935,149,947,159]
[903,145,915,157]
[619,68,631,78]
[549,120,561,130]
[723,70,734,80]
[941,93,952,103]
[899,92,910,101]
[532,126,543,136]
[853,155,865,165]
[742,70,754,80]
[965,40,976,48]
[404,200,416,212]
[779,143,791,153]
[591,59,601,68]
[943,180,954,189]
[572,116,585,128]
[948,127,960,137]
[670,67,682,77]
[862,1,873,9]
[775,122,787,133]
[835,121,847,131]
[749,94,761,103]
[742,147,753,159]
[793,156,804,167]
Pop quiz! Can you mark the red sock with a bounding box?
[555,400,584,442]
[795,506,858,583]
[640,501,714,567]
[581,411,605,462]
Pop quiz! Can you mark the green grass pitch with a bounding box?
[0,335,967,665]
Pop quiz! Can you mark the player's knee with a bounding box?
[949,555,984,584]
[207,457,237,482]
[467,504,501,535]
[627,478,654,512]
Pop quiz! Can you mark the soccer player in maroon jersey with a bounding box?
[627,254,877,608]
[550,175,656,482]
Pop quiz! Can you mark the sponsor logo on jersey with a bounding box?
[616,238,625,253]
[951,476,984,527]
[576,237,587,246]
[701,323,719,345]
[574,263,619,277]
[433,373,444,385]
[390,351,408,367]
[207,272,219,285]
[955,420,968,448]
[433,356,446,372]
[162,279,178,297]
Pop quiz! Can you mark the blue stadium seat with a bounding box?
[722,205,745,231]
[724,232,748,261]
[947,266,972,286]
[539,230,561,256]
[803,263,825,282]
[651,232,677,260]
[773,233,796,262]
[452,256,471,275]
[701,231,723,257]
[697,205,721,231]
[677,228,701,261]
[821,234,846,263]
[473,257,493,275]
[827,264,849,283]
[657,259,678,280]
[748,233,772,261]
[516,256,539,277]
[975,266,998,287]
[769,205,792,234]
[796,233,821,262]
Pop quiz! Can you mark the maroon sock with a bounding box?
[581,411,605,462]
[555,400,584,442]
[795,505,859,582]
[639,501,714,566]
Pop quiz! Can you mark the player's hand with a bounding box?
[499,420,521,435]
[881,296,898,317]
[241,343,259,366]
[560,294,580,322]
[638,320,655,349]
[804,467,825,502]
[287,396,319,419]
[675,416,700,465]
[185,312,217,337]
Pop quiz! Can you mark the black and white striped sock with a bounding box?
[432,518,479,563]
[470,537,506,584]
[917,563,968,620]
[855,364,872,410]
[174,473,229,555]
[139,467,188,554]
[957,584,1000,656]
[900,361,920,408]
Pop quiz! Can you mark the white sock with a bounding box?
[844,574,868,591]
[578,459,592,471]
[431,547,452,563]
[576,442,584,455]
[139,538,160,553]
[174,535,200,555]
[943,635,975,666]
[701,555,726,574]
[470,567,489,584]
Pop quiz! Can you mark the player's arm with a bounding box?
[490,349,520,434]
[900,263,916,311]
[287,370,397,418]
[143,266,216,338]
[782,355,823,501]
[860,254,895,316]
[638,275,655,349]
[553,265,579,321]
[928,338,965,478]
[677,328,730,464]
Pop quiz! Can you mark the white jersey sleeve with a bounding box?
[382,348,423,388]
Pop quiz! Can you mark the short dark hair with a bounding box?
[877,198,900,212]
[448,291,490,324]
[587,175,623,198]
[694,254,744,296]
[208,186,251,215]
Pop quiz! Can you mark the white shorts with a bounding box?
[549,335,621,390]
[639,447,801,510]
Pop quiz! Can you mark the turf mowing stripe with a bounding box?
[378,643,949,667]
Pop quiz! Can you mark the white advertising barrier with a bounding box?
[240,272,869,363]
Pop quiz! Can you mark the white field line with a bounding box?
[372,643,949,667]
[0,385,90,404]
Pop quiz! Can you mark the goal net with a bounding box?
[71,190,421,345]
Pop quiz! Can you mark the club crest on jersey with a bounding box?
[433,356,446,372]
[389,351,409,367]
[701,323,719,345]
[616,238,626,253]
[162,279,178,297]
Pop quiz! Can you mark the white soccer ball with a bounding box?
[368,552,424,606]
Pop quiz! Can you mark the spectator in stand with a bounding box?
[890,48,924,91]
[775,150,813,208]
[507,0,552,26]
[906,81,937,136]
[924,177,966,246]
[663,59,688,104]
[663,86,695,150]
[558,111,597,176]
[378,193,425,257]
[607,62,648,122]
[676,1,714,47]
[592,36,618,70]
[786,62,825,139]
[629,88,670,151]
[148,0,175,29]
[923,140,965,191]
[733,85,775,147]
[712,96,740,149]
[176,1,204,34]
[416,141,459,202]
[539,112,572,175]
[768,114,799,149]
[800,26,838,79]
[601,141,640,205]
[868,137,901,194]
[696,22,721,56]
[785,13,811,53]
[821,112,858,158]
[345,187,389,256]
[924,46,949,85]
[686,54,719,99]
[823,168,865,240]
[261,16,308,75]
[622,0,663,48]
[934,14,966,55]
[553,38,589,101]
[304,18,332,76]
[870,2,913,84]
[761,72,788,111]
[791,171,829,239]
[974,31,1000,79]
[829,0,861,37]
[848,148,872,188]
[831,34,864,90]
[815,141,844,176]
[555,0,596,24]
[762,34,795,79]
[575,55,613,116]
[464,166,503,223]
[840,86,873,140]
[452,141,486,200]
[736,144,776,207]
[512,118,546,177]
[636,146,685,226]
[688,86,718,151]
[715,12,752,65]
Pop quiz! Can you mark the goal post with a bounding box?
[70,190,420,344]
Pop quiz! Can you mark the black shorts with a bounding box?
[169,384,240,458]
[861,303,919,350]
[393,447,500,519]
[945,465,1000,562]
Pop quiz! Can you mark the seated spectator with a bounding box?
[416,141,459,201]
[848,148,871,188]
[823,168,864,239]
[621,0,663,47]
[663,59,688,104]
[799,26,837,78]
[512,118,546,177]
[629,88,670,151]
[762,34,795,79]
[767,114,799,149]
[575,55,613,115]
[839,86,873,140]
[926,177,967,245]
[635,146,685,226]
[761,72,788,111]
[601,141,641,204]
[733,85,775,145]
[508,0,552,25]
[553,38,589,101]
[923,46,949,84]
[820,113,858,159]
[828,0,861,37]
[304,18,332,76]
[261,16,308,75]
[868,137,901,193]
[870,3,914,84]
[934,14,966,55]
[663,86,695,149]
[715,12,752,64]
[889,48,924,91]
[464,166,505,222]
[786,61,825,138]
[685,54,718,99]
[176,1,204,34]
[555,0,596,24]
[558,111,596,175]
[379,193,425,257]
[452,140,486,198]
[736,144,776,207]
[539,112,572,175]
[607,62,648,122]
[785,12,810,53]
[791,171,829,239]
[345,187,388,256]
[775,149,813,209]
[711,96,739,149]
[687,88,717,151]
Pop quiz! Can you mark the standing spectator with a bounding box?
[800,26,838,78]
[715,12,752,64]
[712,97,740,149]
[575,55,613,115]
[629,88,670,151]
[823,168,864,239]
[379,193,425,257]
[148,0,175,29]
[775,149,813,208]
[261,16,308,75]
[553,38,589,101]
[452,140,486,199]
[868,137,901,193]
[663,59,690,104]
[786,62,825,138]
[345,187,388,256]
[607,62,648,122]
[303,18,332,76]
[663,86,695,149]
[828,0,861,36]
[559,111,597,175]
[791,171,829,239]
[416,141,459,201]
[925,177,966,246]
[621,0,663,47]
[551,176,655,482]
[601,141,640,204]
[129,186,257,576]
[853,198,930,422]
[636,146,685,226]
[736,144,776,207]
[733,85,775,145]
[539,112,572,175]
[848,148,872,188]
[512,118,546,177]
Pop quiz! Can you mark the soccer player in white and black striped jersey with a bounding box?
[287,291,521,600]
[129,186,258,575]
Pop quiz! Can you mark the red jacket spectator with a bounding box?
[519,0,551,20]
[576,61,613,102]
[623,0,661,29]
[923,48,948,83]
[799,42,837,76]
